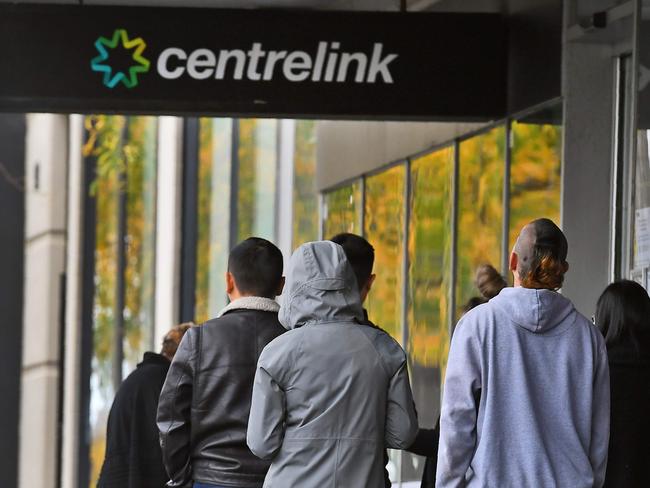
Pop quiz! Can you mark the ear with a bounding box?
[275,277,286,297]
[563,261,570,273]
[225,271,236,295]
[509,251,518,272]
[366,273,377,293]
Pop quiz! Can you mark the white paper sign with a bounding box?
[634,207,650,268]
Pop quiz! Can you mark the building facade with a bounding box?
[0,0,646,487]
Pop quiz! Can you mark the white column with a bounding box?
[60,114,84,488]
[154,117,184,344]
[19,114,68,488]
[277,119,296,266]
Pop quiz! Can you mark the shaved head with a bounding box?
[511,218,568,289]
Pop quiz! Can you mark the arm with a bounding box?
[590,343,610,488]
[156,330,196,488]
[436,320,482,488]
[406,420,440,458]
[385,361,418,449]
[247,361,286,460]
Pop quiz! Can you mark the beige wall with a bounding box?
[315,120,487,190]
[20,114,68,488]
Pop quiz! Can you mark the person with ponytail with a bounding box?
[437,218,610,488]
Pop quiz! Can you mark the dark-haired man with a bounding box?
[157,237,286,488]
[330,233,439,488]
[437,219,610,488]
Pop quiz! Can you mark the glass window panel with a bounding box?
[323,181,362,238]
[292,120,319,248]
[402,147,454,483]
[509,121,562,254]
[84,114,158,487]
[195,118,233,323]
[237,119,278,242]
[123,116,158,373]
[408,146,454,417]
[364,165,406,341]
[456,127,505,320]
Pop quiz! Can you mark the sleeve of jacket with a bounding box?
[406,421,440,458]
[590,341,610,488]
[156,328,197,488]
[247,340,287,460]
[385,351,418,449]
[436,318,482,488]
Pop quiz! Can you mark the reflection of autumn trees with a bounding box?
[408,148,453,371]
[323,182,362,237]
[364,166,405,340]
[83,114,157,487]
[195,119,214,323]
[292,121,319,248]
[456,127,506,319]
[509,123,562,250]
[237,119,277,241]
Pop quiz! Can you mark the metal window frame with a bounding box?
[78,134,97,488]
[179,117,200,322]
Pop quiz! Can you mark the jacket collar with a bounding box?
[140,352,170,367]
[216,296,280,318]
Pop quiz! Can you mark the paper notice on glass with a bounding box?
[635,207,650,268]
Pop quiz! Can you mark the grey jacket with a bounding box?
[247,241,418,488]
[437,287,610,488]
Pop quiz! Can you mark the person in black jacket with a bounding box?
[97,322,193,488]
[594,280,650,488]
[157,237,286,488]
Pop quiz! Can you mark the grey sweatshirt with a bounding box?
[436,287,610,488]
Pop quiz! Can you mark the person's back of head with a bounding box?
[227,237,284,299]
[329,233,375,302]
[475,264,508,299]
[463,296,487,315]
[595,280,650,355]
[510,218,569,290]
[161,322,194,360]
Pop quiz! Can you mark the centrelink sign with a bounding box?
[0,4,507,119]
[91,29,398,89]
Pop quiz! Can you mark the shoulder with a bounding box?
[453,302,495,336]
[259,327,302,363]
[356,322,406,375]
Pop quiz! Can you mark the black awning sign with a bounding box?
[0,4,507,120]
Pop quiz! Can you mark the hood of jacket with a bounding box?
[491,287,576,333]
[279,241,364,330]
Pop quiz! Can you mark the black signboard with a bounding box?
[0,4,506,120]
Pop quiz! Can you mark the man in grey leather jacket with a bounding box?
[247,240,418,487]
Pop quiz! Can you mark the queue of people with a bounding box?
[96,218,650,488]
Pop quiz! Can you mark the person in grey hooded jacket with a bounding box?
[437,218,610,488]
[247,241,418,488]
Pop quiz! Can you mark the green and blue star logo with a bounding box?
[91,29,150,89]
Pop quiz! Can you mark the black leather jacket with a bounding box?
[157,306,286,487]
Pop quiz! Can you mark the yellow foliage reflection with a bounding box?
[456,127,505,319]
[364,166,406,341]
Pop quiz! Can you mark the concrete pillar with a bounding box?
[61,114,84,488]
[561,2,617,315]
[155,116,183,342]
[19,114,68,488]
[277,119,296,265]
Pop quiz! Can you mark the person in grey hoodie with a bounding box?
[247,241,418,488]
[436,218,610,488]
